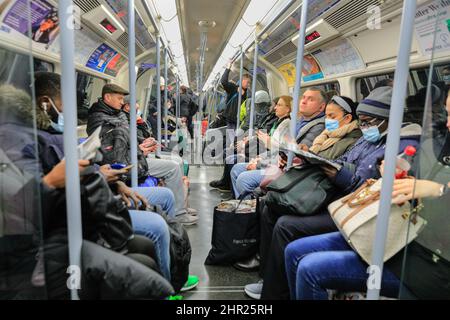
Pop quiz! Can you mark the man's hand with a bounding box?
[116,181,149,209]
[392,179,444,205]
[99,164,128,183]
[227,59,233,70]
[43,160,90,189]
[139,143,154,156]
[321,164,338,179]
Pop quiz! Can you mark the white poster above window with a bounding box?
[312,39,365,77]
[414,0,450,56]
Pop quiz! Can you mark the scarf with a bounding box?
[309,120,359,154]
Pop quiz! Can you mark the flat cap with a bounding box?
[102,83,129,96]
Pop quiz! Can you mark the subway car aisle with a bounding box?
[183,166,259,300]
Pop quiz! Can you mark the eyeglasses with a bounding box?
[358,118,384,129]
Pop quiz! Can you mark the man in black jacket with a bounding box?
[87,84,198,225]
[222,62,251,131]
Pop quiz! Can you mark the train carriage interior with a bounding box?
[0,0,449,302]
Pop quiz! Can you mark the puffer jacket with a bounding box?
[333,123,422,195]
[43,234,174,300]
[87,99,149,183]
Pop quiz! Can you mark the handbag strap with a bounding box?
[340,194,380,228]
[232,191,255,214]
[331,180,375,217]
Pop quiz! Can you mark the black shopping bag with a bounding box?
[205,198,259,266]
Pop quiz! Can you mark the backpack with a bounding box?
[156,209,191,293]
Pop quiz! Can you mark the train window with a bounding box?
[34,58,54,73]
[356,63,450,101]
[356,62,450,128]
[0,48,33,94]
[76,72,106,124]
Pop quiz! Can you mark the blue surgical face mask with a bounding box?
[362,126,380,143]
[361,120,385,143]
[48,98,64,133]
[325,118,340,132]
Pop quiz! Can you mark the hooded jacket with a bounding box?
[334,123,422,195]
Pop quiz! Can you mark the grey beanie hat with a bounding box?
[356,86,392,119]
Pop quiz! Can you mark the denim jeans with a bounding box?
[132,186,176,218]
[145,157,186,215]
[129,210,171,281]
[284,232,401,300]
[230,163,264,199]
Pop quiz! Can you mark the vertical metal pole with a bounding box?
[164,48,169,147]
[176,77,180,139]
[236,46,244,130]
[59,0,82,300]
[156,35,162,156]
[248,29,259,138]
[366,0,417,300]
[128,0,138,187]
[288,0,309,167]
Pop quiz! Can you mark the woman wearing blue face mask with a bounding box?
[302,96,362,160]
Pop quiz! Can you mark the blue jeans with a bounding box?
[132,186,176,218]
[284,232,401,300]
[230,163,264,199]
[129,210,171,281]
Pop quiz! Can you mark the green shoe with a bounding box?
[180,275,199,292]
[168,295,184,300]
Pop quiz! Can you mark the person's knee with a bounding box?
[285,242,299,266]
[151,214,170,238]
[158,187,175,203]
[297,254,323,283]
[237,174,252,192]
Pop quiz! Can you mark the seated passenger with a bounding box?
[244,86,421,300]
[230,95,292,199]
[285,88,450,300]
[86,83,198,225]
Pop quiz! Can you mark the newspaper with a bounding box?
[77,126,102,161]
[281,143,343,171]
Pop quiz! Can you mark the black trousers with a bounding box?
[259,205,337,300]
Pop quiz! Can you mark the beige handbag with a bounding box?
[328,179,426,264]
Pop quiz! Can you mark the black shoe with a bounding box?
[209,180,231,192]
[233,255,260,272]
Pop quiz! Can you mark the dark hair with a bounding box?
[34,71,61,100]
[242,74,251,80]
[305,86,329,104]
[329,95,358,121]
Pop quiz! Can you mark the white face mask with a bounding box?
[44,98,64,132]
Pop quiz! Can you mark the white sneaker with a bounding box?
[244,280,263,300]
[187,208,198,216]
[176,213,199,226]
